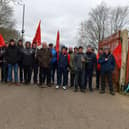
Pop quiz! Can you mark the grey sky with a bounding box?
[14,0,129,46]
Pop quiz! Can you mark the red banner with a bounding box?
[0,34,6,47]
[32,20,41,46]
[113,43,122,69]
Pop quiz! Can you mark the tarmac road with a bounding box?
[0,83,129,129]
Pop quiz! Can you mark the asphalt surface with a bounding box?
[0,83,129,129]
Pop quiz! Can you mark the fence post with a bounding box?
[119,30,128,91]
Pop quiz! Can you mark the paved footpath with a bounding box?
[0,84,129,129]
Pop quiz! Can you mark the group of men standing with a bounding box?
[0,39,116,95]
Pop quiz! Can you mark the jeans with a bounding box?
[57,67,67,86]
[74,69,85,90]
[8,64,18,83]
[85,69,93,90]
[101,71,114,92]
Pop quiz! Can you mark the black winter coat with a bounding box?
[17,45,24,64]
[6,45,19,64]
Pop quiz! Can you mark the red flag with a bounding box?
[0,34,6,47]
[113,43,122,69]
[32,20,41,46]
[56,31,60,52]
[56,31,60,61]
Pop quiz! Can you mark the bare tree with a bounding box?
[0,0,22,41]
[0,0,22,27]
[0,0,22,4]
[78,2,109,50]
[110,6,129,34]
[77,2,129,50]
[0,2,14,28]
[77,22,87,48]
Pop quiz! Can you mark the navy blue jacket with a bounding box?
[58,53,68,69]
[98,53,115,73]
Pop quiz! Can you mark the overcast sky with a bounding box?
[14,0,129,46]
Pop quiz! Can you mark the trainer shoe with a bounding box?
[63,86,67,90]
[56,85,59,89]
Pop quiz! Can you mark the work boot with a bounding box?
[70,85,73,88]
[110,91,115,96]
[74,88,78,92]
[89,88,93,92]
[38,83,42,87]
[15,83,20,86]
[80,89,86,93]
[100,90,105,94]
[47,83,51,87]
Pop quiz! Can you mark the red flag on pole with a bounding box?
[0,34,6,47]
[113,43,122,69]
[56,30,60,52]
[32,20,41,46]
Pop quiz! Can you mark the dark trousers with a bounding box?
[96,70,100,89]
[33,64,39,83]
[75,69,85,90]
[66,70,69,86]
[57,67,67,86]
[24,65,32,84]
[39,67,50,85]
[70,72,75,87]
[19,63,23,83]
[85,69,93,90]
[1,63,8,82]
[50,62,57,83]
[101,71,114,92]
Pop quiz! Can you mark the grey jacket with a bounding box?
[74,52,86,71]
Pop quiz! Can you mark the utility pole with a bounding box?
[21,4,25,41]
